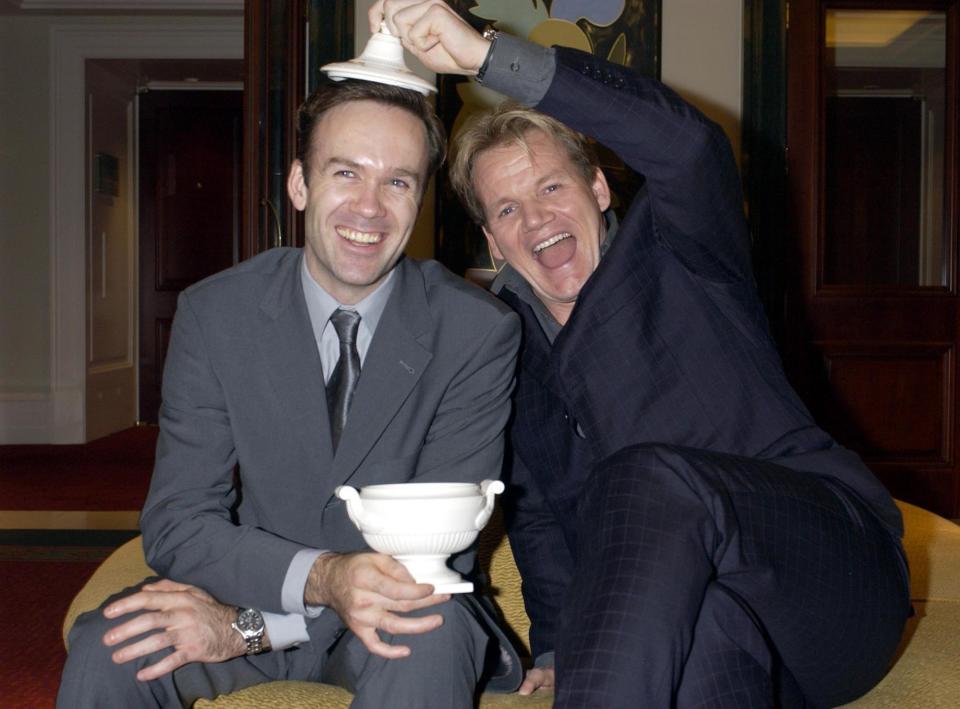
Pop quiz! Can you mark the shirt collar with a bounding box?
[300,254,396,341]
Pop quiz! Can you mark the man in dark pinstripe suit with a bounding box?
[382,1,911,706]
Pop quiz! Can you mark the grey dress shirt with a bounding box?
[260,257,395,649]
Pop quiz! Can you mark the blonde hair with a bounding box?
[449,101,599,226]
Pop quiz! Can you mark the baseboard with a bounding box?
[0,392,83,444]
[0,511,141,531]
[0,528,139,546]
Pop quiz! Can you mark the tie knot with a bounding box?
[330,308,361,345]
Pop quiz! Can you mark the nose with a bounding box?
[521,199,551,231]
[351,181,386,218]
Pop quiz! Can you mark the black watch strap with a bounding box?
[476,26,499,83]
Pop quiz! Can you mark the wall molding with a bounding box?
[0,18,242,444]
[0,390,85,444]
[18,1,241,10]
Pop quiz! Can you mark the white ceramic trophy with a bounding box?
[321,22,436,96]
[335,480,505,593]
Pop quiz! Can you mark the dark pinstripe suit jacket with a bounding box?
[498,47,903,660]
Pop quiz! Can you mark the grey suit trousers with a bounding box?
[57,580,490,709]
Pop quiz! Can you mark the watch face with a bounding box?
[237,608,264,633]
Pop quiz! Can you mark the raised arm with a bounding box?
[379,0,752,282]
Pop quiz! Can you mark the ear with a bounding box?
[287,160,308,212]
[482,225,505,261]
[591,167,611,212]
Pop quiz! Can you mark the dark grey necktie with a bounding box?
[326,308,361,451]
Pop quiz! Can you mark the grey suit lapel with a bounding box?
[256,253,334,494]
[330,258,433,490]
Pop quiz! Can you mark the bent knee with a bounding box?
[397,599,485,656]
[62,606,146,701]
[401,599,476,633]
[586,443,693,500]
[67,606,116,660]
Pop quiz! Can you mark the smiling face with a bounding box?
[474,129,611,325]
[287,100,428,304]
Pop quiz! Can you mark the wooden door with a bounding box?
[138,89,242,423]
[242,0,355,257]
[786,1,960,517]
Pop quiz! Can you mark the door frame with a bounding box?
[742,0,788,341]
[44,20,242,443]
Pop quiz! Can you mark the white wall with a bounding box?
[662,0,744,161]
[0,16,53,395]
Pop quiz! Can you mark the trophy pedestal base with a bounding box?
[395,554,473,594]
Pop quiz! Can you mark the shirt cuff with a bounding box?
[261,611,310,651]
[477,33,556,107]
[534,651,555,669]
[281,548,327,618]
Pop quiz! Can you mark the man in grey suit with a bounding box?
[58,78,522,707]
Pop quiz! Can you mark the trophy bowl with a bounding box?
[335,480,504,593]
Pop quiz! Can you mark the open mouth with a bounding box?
[337,226,382,245]
[532,232,572,255]
[532,232,577,269]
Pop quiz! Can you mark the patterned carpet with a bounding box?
[1,532,137,708]
[0,426,157,511]
[0,427,154,706]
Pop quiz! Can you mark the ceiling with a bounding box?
[827,10,946,69]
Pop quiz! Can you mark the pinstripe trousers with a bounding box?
[554,444,910,709]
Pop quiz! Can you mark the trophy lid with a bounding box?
[320,23,436,96]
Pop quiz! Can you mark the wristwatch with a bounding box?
[231,608,265,655]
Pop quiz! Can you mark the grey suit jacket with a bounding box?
[140,248,521,676]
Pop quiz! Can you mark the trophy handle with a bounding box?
[335,485,384,532]
[474,479,505,529]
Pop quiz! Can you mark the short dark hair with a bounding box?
[296,79,446,189]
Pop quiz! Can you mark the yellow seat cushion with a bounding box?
[63,514,552,707]
[839,500,960,708]
[64,500,960,707]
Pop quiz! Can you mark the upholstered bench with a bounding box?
[63,501,960,707]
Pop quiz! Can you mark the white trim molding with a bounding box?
[0,389,83,444]
[24,18,242,443]
[18,1,241,10]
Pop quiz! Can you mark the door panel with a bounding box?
[786,0,960,517]
[138,89,242,423]
[824,95,924,285]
